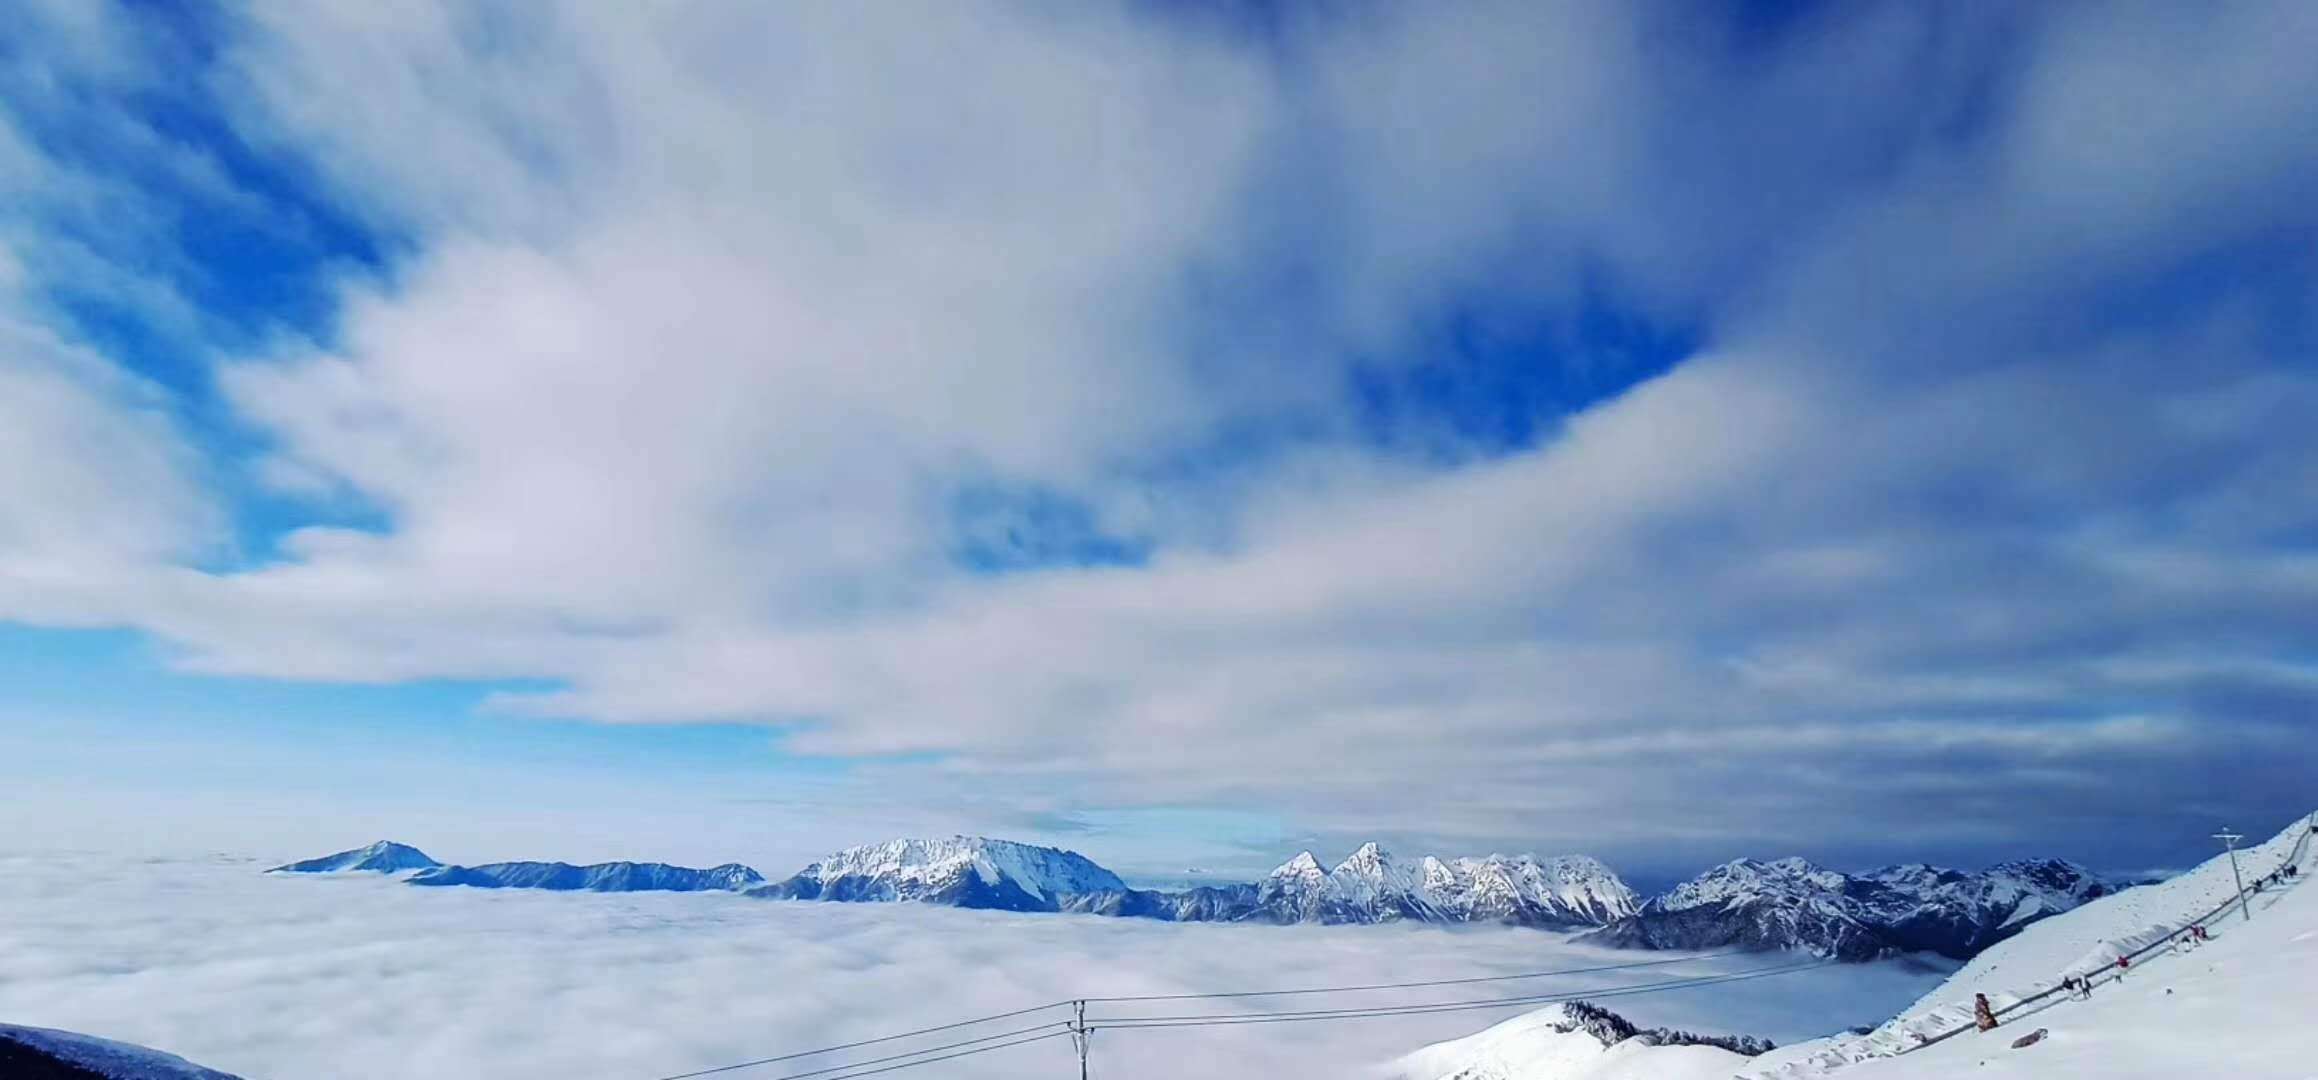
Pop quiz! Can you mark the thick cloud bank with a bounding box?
[0,851,1942,1079]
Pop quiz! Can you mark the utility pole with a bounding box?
[1070,999,1090,1080]
[2214,828,2250,923]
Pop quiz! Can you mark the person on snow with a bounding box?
[1974,993,1998,1032]
[2115,955,2131,977]
[2191,924,2209,943]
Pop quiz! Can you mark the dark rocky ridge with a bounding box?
[1578,856,2122,961]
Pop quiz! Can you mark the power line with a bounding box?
[642,955,1826,1077]
[759,1030,1076,1080]
[653,947,1759,1077]
[649,814,2318,1077]
[1082,949,1746,1003]
[1092,958,1833,1030]
[648,1004,1071,1080]
[1892,814,2315,1058]
[675,1022,1072,1080]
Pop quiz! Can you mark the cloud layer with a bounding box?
[1,2,2315,871]
[0,851,1941,1079]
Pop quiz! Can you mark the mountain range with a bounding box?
[1578,855,2121,960]
[267,841,761,893]
[270,836,2125,960]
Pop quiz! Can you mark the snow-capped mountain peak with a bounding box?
[1336,841,1391,871]
[1273,850,1328,881]
[267,840,441,875]
[1250,843,1636,928]
[1588,852,2129,960]
[753,836,1127,911]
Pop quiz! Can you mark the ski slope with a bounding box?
[1391,1004,1749,1080]
[1400,811,2315,1080]
[1749,810,2316,1079]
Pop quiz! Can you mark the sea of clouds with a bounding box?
[0,850,1947,1079]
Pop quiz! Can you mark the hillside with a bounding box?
[0,1024,243,1080]
[1762,812,2316,1079]
[1399,811,2314,1080]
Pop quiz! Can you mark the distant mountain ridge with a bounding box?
[410,860,764,892]
[269,842,761,893]
[1237,843,1639,928]
[270,836,2124,960]
[748,837,1639,929]
[746,836,1125,910]
[267,840,441,874]
[1579,855,2122,960]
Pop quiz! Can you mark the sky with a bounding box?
[2,0,2316,885]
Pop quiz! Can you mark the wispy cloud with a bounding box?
[0,1,2313,872]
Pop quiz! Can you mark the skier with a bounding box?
[2191,924,2208,943]
[2114,955,2131,977]
[1974,993,1998,1032]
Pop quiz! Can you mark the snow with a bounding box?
[1393,811,2317,1080]
[1259,844,1639,927]
[1392,1005,1747,1080]
[266,841,440,875]
[778,835,1126,901]
[407,860,764,892]
[1745,810,2317,1079]
[1783,814,2318,1079]
[1590,853,2123,960]
[0,1023,241,1079]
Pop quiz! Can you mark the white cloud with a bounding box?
[1,1,2315,870]
[0,317,219,615]
[0,851,1943,1079]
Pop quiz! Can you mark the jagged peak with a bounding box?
[269,840,442,874]
[1275,850,1327,876]
[792,835,1125,897]
[1334,841,1395,874]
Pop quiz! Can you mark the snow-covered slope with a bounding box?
[1854,858,2115,954]
[749,836,1127,911]
[0,1024,243,1080]
[1392,1002,1771,1080]
[1582,857,2123,961]
[408,860,764,892]
[1251,844,1638,928]
[1055,881,1262,921]
[1746,810,2317,1079]
[266,840,439,874]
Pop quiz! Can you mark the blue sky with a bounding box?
[3,0,2316,882]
